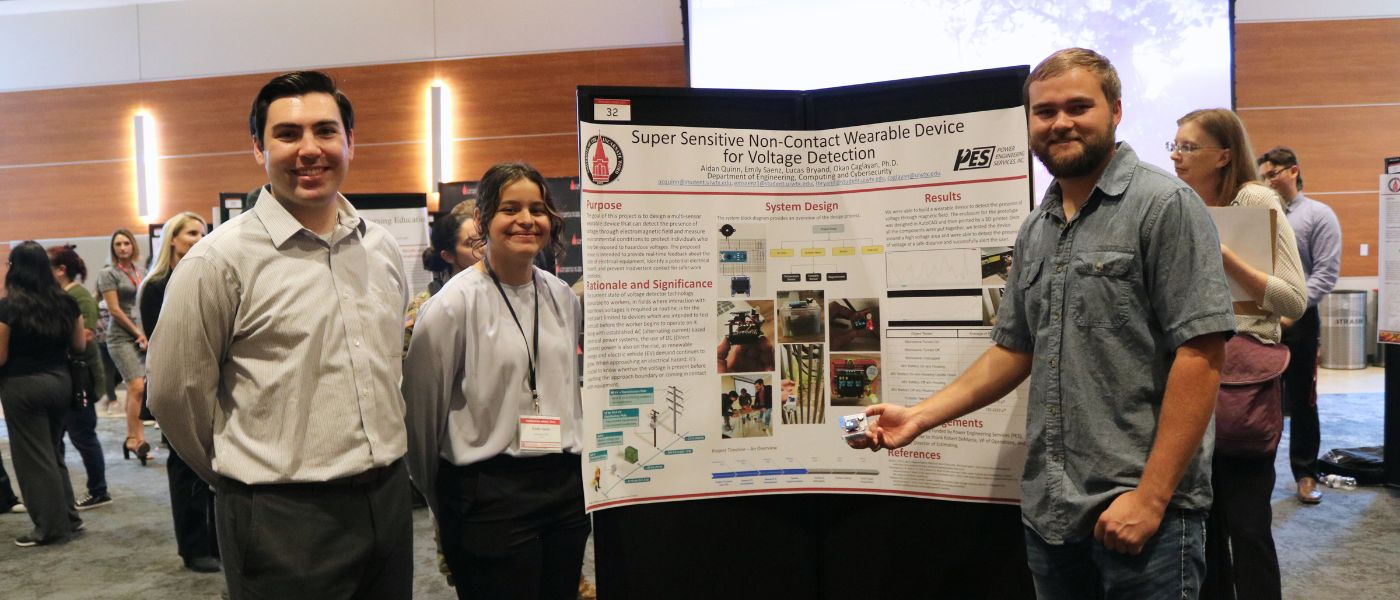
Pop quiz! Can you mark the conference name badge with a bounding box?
[518,415,563,453]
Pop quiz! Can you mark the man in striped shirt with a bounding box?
[148,71,412,599]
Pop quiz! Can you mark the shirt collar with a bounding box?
[1284,192,1306,213]
[252,185,365,248]
[1038,141,1138,221]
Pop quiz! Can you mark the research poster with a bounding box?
[579,103,1033,512]
[1379,174,1400,342]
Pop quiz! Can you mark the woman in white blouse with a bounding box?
[403,162,587,600]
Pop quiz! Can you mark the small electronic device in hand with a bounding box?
[837,413,874,441]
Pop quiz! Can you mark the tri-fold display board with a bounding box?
[578,66,1038,598]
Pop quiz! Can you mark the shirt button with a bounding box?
[1049,357,1058,368]
[1051,311,1060,321]
[355,339,362,347]
[1055,265,1064,273]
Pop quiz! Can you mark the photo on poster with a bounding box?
[829,353,881,407]
[828,298,880,352]
[718,221,768,298]
[720,374,774,439]
[777,290,825,343]
[981,247,1013,286]
[717,299,776,374]
[780,343,825,425]
[983,288,1005,327]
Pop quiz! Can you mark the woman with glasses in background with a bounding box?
[1171,108,1306,600]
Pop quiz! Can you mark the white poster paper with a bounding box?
[357,204,432,295]
[580,107,1033,511]
[1378,174,1400,343]
[1207,206,1275,304]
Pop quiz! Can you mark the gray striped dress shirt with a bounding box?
[147,188,409,485]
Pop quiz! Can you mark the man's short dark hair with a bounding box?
[249,71,355,149]
[1257,146,1303,190]
[1025,47,1121,107]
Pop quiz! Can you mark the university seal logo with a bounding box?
[585,133,624,185]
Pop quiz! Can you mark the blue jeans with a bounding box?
[1025,507,1207,600]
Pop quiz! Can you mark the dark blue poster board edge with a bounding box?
[578,66,1035,600]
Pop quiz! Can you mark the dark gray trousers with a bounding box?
[0,367,81,541]
[214,460,413,600]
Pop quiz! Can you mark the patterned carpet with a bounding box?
[0,392,1393,599]
[1274,393,1399,600]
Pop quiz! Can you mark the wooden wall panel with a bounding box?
[450,134,580,183]
[0,45,686,243]
[1236,19,1400,108]
[0,161,144,240]
[157,152,268,219]
[1236,18,1400,277]
[1321,194,1379,276]
[1239,106,1400,193]
[0,85,141,166]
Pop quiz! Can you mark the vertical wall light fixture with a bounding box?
[428,81,453,197]
[133,111,159,222]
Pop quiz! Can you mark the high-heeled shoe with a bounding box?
[123,438,151,466]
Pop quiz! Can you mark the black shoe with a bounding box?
[75,494,113,511]
[15,535,45,547]
[184,556,223,573]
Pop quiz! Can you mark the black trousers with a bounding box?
[1202,453,1282,600]
[0,368,81,541]
[61,394,107,498]
[1280,306,1321,481]
[167,444,218,560]
[214,460,413,600]
[437,453,591,600]
[0,452,19,507]
[98,343,122,402]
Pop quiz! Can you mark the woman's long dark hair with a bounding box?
[4,241,78,341]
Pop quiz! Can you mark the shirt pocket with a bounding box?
[1069,251,1136,329]
[1017,257,1047,325]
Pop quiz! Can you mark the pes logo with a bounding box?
[954,146,996,171]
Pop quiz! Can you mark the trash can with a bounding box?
[1320,290,1367,370]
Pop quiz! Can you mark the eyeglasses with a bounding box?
[1260,167,1292,180]
[1165,141,1222,155]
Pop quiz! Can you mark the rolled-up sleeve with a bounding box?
[1144,189,1237,348]
[146,255,236,485]
[401,292,466,518]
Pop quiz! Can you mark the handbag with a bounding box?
[1214,334,1289,458]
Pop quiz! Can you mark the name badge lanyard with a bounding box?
[116,262,142,289]
[484,256,540,414]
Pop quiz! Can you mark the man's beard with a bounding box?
[1032,125,1115,179]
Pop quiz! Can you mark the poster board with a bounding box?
[1380,174,1400,342]
[579,67,1036,598]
